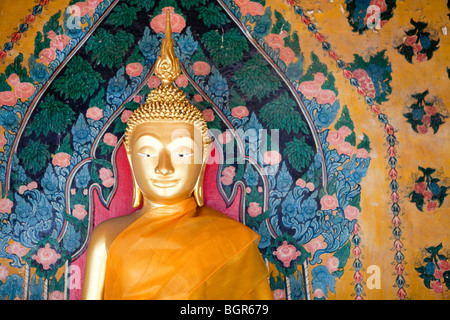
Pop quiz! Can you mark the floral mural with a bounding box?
[0,0,448,301]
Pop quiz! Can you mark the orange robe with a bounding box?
[103,197,272,300]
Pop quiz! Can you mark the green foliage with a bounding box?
[85,28,135,69]
[24,95,75,137]
[302,52,337,95]
[53,56,104,102]
[89,88,106,109]
[127,46,144,65]
[34,10,63,57]
[0,73,12,91]
[231,55,281,101]
[19,139,51,174]
[284,136,314,172]
[196,3,230,28]
[202,29,249,68]
[5,53,32,83]
[334,105,355,131]
[259,92,308,134]
[331,240,351,278]
[127,0,155,11]
[284,31,300,56]
[357,133,371,152]
[105,3,138,28]
[180,0,205,9]
[271,10,291,34]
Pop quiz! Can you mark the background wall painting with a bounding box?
[0,0,448,300]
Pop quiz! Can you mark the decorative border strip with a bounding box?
[0,0,51,61]
[289,4,405,300]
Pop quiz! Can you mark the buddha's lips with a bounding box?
[151,179,179,188]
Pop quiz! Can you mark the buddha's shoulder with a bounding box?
[89,213,139,249]
[195,206,257,237]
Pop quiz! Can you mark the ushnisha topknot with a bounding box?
[123,10,212,152]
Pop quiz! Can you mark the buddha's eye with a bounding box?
[176,153,194,158]
[138,152,156,158]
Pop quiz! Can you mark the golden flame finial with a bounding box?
[153,10,181,86]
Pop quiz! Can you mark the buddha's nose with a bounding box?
[155,149,174,176]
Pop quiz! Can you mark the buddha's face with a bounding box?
[128,121,205,206]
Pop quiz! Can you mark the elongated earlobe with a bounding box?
[194,143,212,207]
[127,152,143,208]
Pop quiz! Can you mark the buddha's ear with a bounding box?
[127,152,143,208]
[194,143,212,207]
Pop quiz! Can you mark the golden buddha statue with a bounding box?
[82,11,272,300]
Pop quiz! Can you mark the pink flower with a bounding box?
[272,240,300,267]
[6,242,28,257]
[39,47,56,64]
[86,106,103,120]
[235,0,250,7]
[218,131,232,144]
[14,82,36,100]
[412,43,422,54]
[32,243,61,270]
[298,81,320,99]
[150,7,186,33]
[121,110,133,123]
[265,33,285,50]
[272,289,286,300]
[0,198,14,213]
[338,125,352,137]
[0,91,17,106]
[72,204,87,220]
[296,178,306,188]
[404,35,417,46]
[7,73,20,86]
[344,205,360,220]
[47,30,57,39]
[337,141,354,156]
[147,75,161,88]
[431,281,444,294]
[194,94,203,102]
[175,74,189,87]
[437,259,450,271]
[356,148,369,159]
[248,202,262,217]
[231,106,249,119]
[0,265,8,282]
[426,200,438,212]
[18,185,28,194]
[417,124,428,134]
[305,237,326,254]
[316,89,336,105]
[240,1,264,16]
[279,47,295,64]
[0,134,7,149]
[133,95,142,103]
[416,53,427,63]
[49,291,64,300]
[326,130,344,146]
[414,182,427,194]
[220,176,234,186]
[222,166,236,178]
[320,194,338,210]
[263,150,282,165]
[27,181,38,190]
[434,269,443,280]
[193,61,211,76]
[103,133,117,147]
[52,152,71,167]
[99,167,114,187]
[314,72,327,85]
[326,256,340,273]
[202,109,215,122]
[423,189,433,200]
[306,182,315,191]
[126,62,143,77]
[314,288,324,298]
[424,106,437,116]
[50,34,70,51]
[370,0,387,12]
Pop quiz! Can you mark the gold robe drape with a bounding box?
[103,197,272,300]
